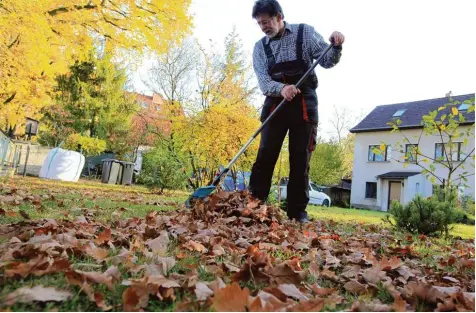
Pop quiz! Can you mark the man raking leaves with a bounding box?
[186,0,345,222]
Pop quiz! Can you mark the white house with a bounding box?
[350,94,475,211]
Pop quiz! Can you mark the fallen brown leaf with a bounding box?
[147,231,169,255]
[212,283,250,312]
[19,210,30,219]
[289,298,325,311]
[277,283,308,301]
[392,294,408,312]
[344,280,367,295]
[4,285,72,305]
[195,282,214,301]
[95,228,112,245]
[310,284,335,296]
[84,245,109,261]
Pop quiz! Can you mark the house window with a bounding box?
[458,103,470,111]
[365,182,377,199]
[405,144,418,163]
[140,101,148,109]
[368,145,391,162]
[435,142,464,161]
[393,109,406,117]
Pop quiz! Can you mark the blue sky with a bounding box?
[132,0,475,138]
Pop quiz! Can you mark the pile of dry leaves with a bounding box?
[0,189,474,311]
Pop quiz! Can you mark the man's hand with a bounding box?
[329,31,345,46]
[281,85,301,101]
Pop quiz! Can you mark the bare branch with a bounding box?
[452,147,475,173]
[7,34,20,49]
[48,4,98,16]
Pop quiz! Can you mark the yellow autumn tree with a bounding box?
[0,0,192,136]
[170,28,260,188]
[173,102,260,188]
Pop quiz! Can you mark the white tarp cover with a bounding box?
[39,148,85,182]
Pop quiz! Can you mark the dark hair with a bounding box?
[252,0,284,19]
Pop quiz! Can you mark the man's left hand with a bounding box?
[329,31,345,46]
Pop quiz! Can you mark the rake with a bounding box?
[185,43,334,207]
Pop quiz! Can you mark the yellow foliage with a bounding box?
[173,103,260,183]
[63,133,107,156]
[0,0,192,132]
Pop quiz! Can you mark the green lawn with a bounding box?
[307,205,475,239]
[2,176,474,240]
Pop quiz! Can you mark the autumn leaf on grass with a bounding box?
[368,255,403,271]
[288,298,325,312]
[4,285,72,305]
[395,265,415,281]
[147,231,170,255]
[265,260,305,285]
[351,300,391,312]
[343,280,367,295]
[19,210,30,219]
[184,240,208,253]
[122,286,149,312]
[84,244,109,261]
[95,228,112,245]
[362,267,388,285]
[248,291,288,312]
[209,277,227,292]
[75,266,120,290]
[277,284,308,301]
[5,257,70,278]
[392,294,408,312]
[5,211,19,217]
[436,291,475,312]
[457,258,475,269]
[212,283,250,312]
[195,282,214,301]
[233,252,272,283]
[93,292,113,311]
[310,284,335,297]
[65,271,113,311]
[148,256,176,276]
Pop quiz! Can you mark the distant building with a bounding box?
[350,94,475,211]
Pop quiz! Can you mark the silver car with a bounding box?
[276,177,331,207]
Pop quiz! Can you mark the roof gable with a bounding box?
[350,94,475,133]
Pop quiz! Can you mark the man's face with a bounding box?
[256,13,282,38]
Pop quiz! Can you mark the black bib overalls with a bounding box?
[249,24,319,220]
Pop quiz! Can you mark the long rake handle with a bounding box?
[211,43,334,186]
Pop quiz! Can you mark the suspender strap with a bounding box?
[261,37,275,73]
[296,24,304,61]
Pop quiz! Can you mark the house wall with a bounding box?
[351,126,475,211]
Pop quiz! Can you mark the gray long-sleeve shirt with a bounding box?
[253,22,342,97]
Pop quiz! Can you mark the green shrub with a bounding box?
[137,146,188,193]
[459,194,475,215]
[63,133,107,156]
[386,188,458,237]
[453,208,475,225]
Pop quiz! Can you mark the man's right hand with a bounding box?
[281,85,301,101]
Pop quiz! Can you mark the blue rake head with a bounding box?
[184,185,217,208]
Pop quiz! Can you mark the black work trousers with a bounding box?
[249,92,317,219]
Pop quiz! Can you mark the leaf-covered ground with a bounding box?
[0,177,474,311]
